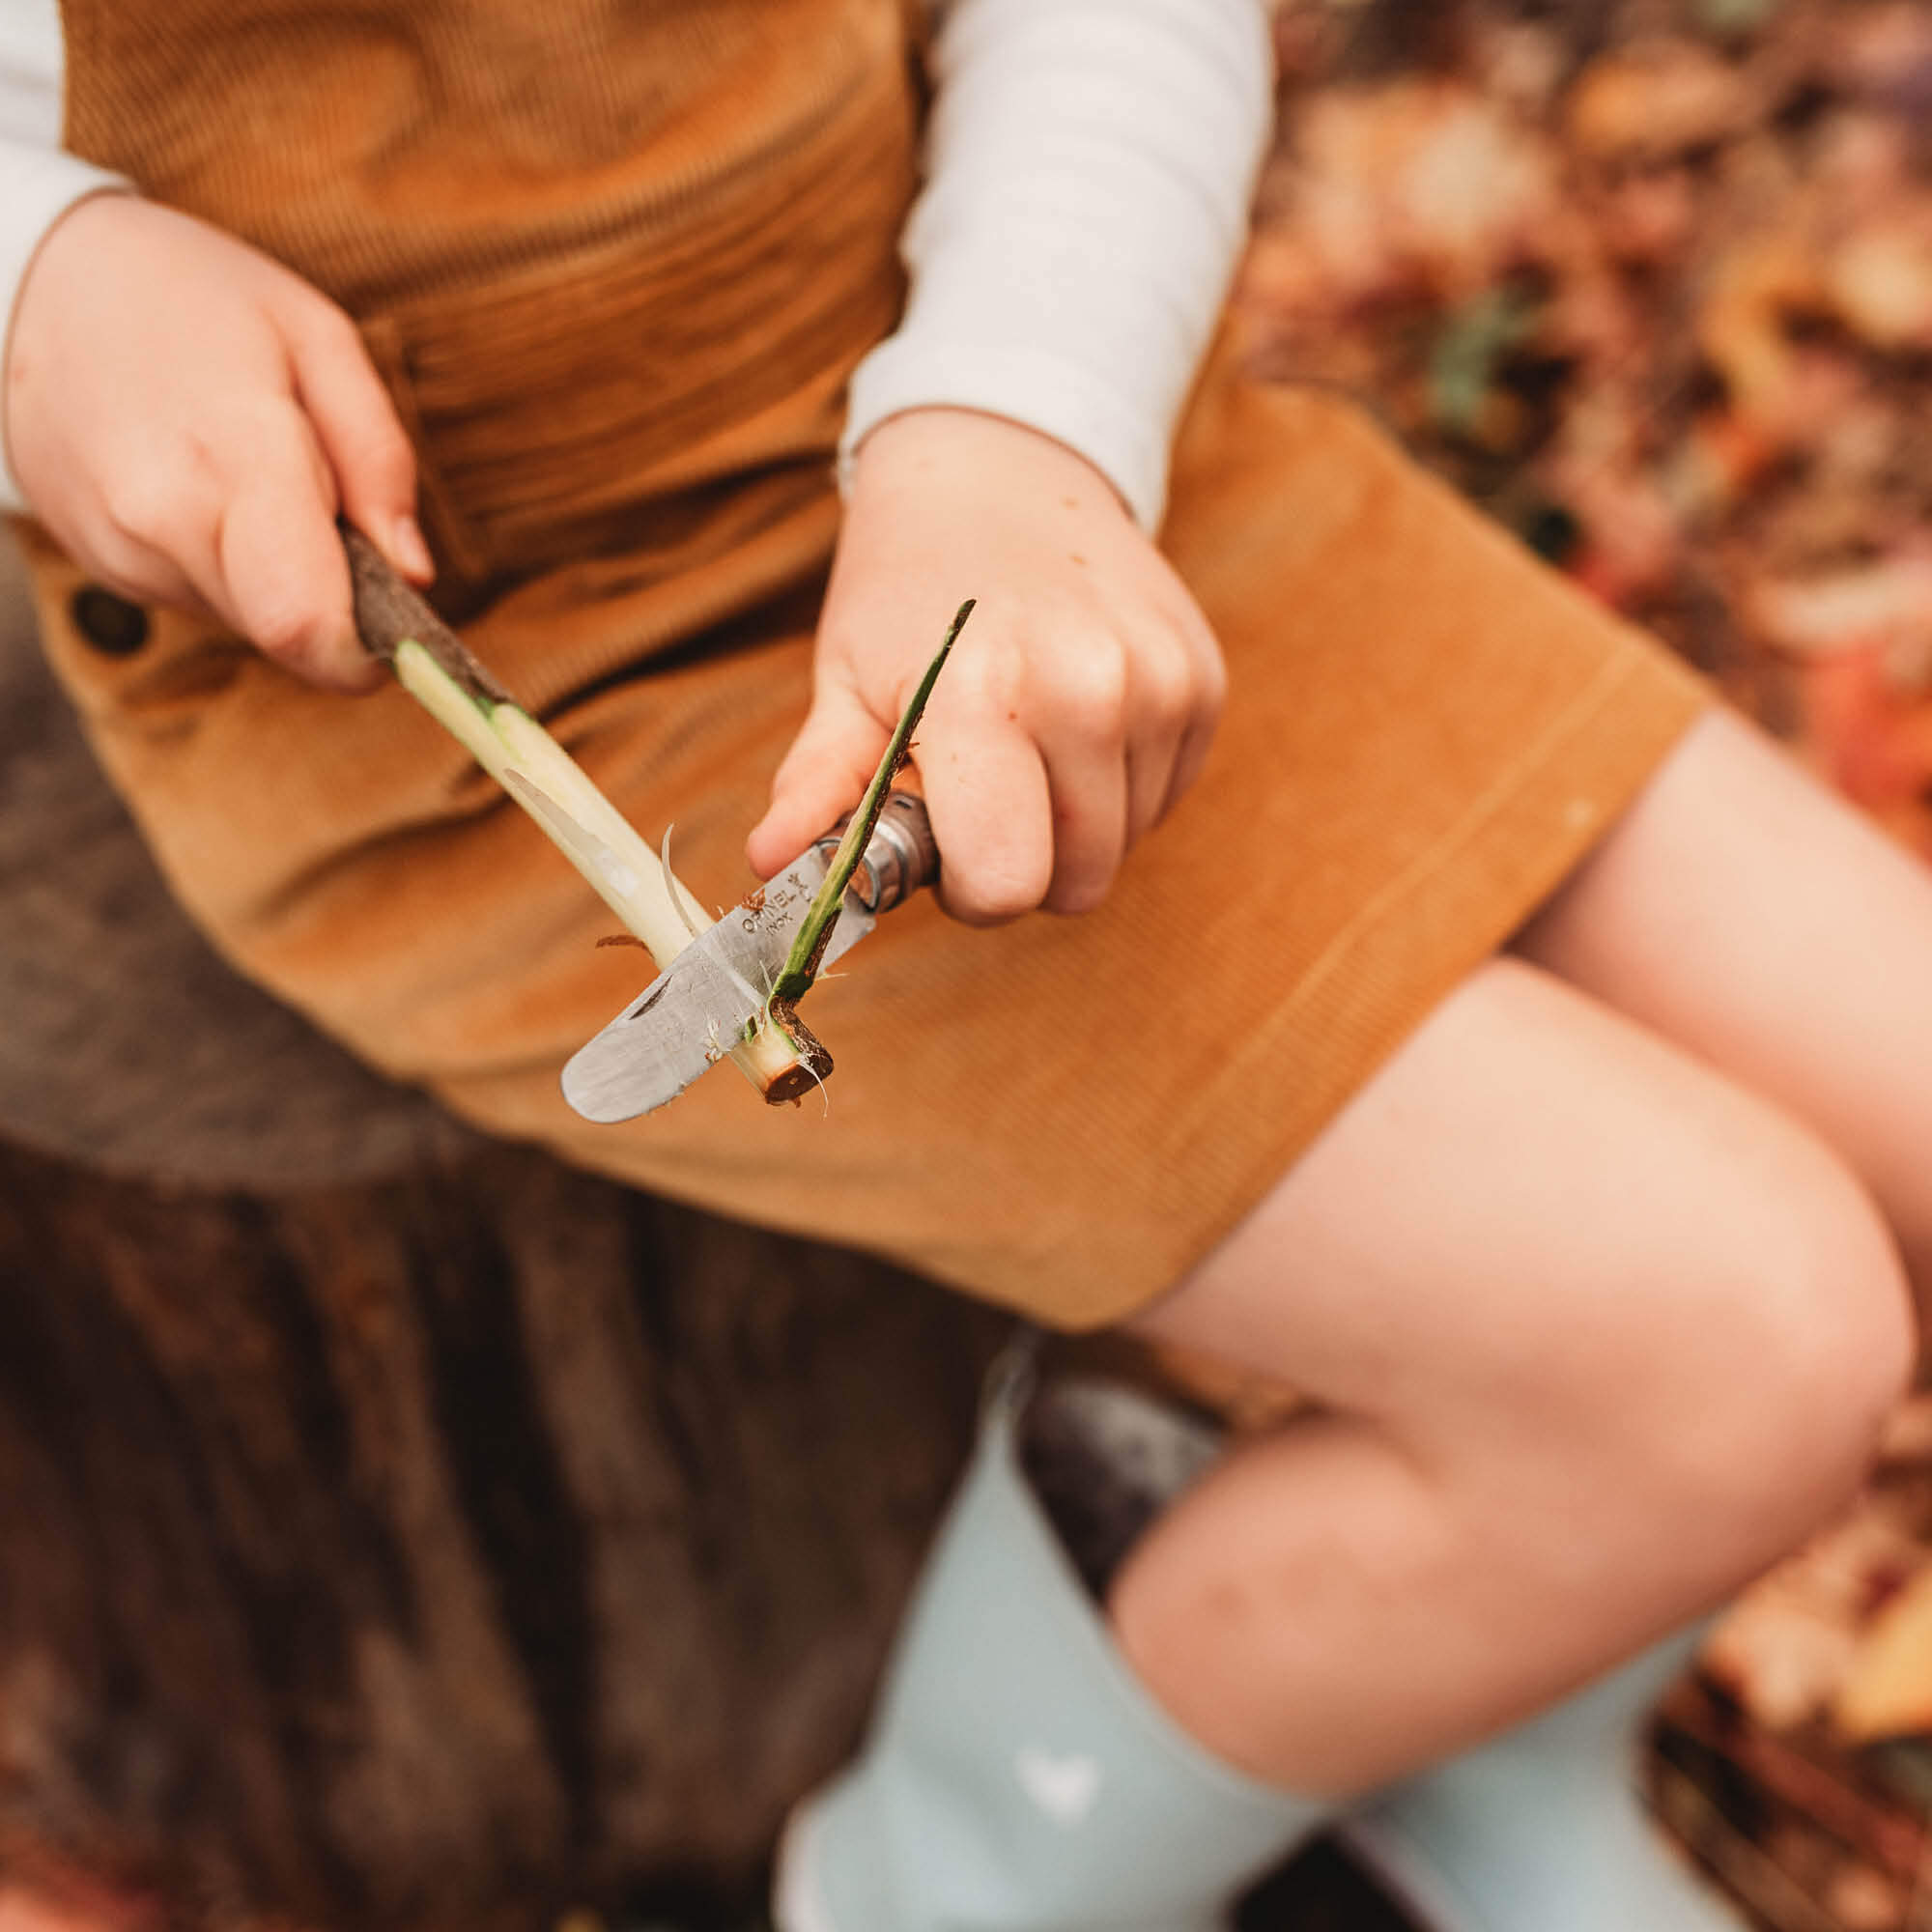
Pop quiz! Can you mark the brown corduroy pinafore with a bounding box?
[21,0,1709,1327]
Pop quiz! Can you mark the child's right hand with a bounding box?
[3,194,432,692]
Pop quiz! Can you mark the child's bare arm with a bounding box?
[751,0,1274,923]
[4,193,431,691]
[747,407,1225,923]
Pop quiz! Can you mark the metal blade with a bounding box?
[560,849,877,1122]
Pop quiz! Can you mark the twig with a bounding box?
[768,599,973,1008]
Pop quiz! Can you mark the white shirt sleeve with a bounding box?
[0,0,1273,528]
[842,0,1276,530]
[0,0,129,514]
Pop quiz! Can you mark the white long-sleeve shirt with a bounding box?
[0,0,1273,528]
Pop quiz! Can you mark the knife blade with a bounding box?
[561,791,936,1122]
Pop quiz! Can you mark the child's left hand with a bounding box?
[746,408,1226,923]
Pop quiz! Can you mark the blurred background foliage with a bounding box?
[1235,3,1932,1924]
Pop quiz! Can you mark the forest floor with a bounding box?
[1230,1,1932,1925]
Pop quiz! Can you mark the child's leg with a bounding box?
[1113,948,1915,1797]
[1258,708,1932,1930]
[1518,706,1932,1310]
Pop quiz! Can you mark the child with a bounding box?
[3,1,1923,1927]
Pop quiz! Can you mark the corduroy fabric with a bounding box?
[58,0,920,590]
[24,1,1709,1327]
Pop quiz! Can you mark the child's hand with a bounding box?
[4,194,432,692]
[747,410,1226,923]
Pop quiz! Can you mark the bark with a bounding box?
[0,1133,1007,1932]
[343,528,507,701]
[0,536,1418,1932]
[0,532,1012,1932]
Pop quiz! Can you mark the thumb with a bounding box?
[283,297,435,583]
[747,679,891,877]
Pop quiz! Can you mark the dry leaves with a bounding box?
[1242,0,1932,841]
[1239,4,1932,1922]
[1705,1398,1932,1745]
[1650,1397,1932,1928]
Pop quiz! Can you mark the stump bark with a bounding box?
[0,531,1019,1928]
[0,1131,1006,1932]
[0,536,1418,1932]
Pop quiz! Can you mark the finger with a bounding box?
[1157,612,1229,821]
[746,679,893,877]
[1034,720,1130,916]
[283,298,433,582]
[1122,635,1198,845]
[72,509,216,624]
[1164,707,1221,819]
[911,696,1056,924]
[1015,632,1134,915]
[90,436,267,635]
[213,418,383,691]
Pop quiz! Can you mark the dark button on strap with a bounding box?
[70,586,151,657]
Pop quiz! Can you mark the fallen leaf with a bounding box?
[1836,1568,1932,1742]
[1567,37,1759,163]
[1829,221,1932,351]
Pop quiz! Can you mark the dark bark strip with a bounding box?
[399,1208,600,1854]
[0,1133,1008,1931]
[343,527,509,701]
[0,1179,332,1917]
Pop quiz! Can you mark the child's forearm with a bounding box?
[842,0,1276,530]
[0,145,130,511]
[0,0,130,511]
[765,0,1274,923]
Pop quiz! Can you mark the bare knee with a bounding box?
[1687,1121,1908,1506]
[1135,956,1917,1621]
[1520,1111,1915,1584]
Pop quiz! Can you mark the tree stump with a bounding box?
[0,537,1424,1932]
[0,531,1019,1929]
[0,1131,1007,1932]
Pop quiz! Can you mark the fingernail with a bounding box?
[392,514,435,581]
